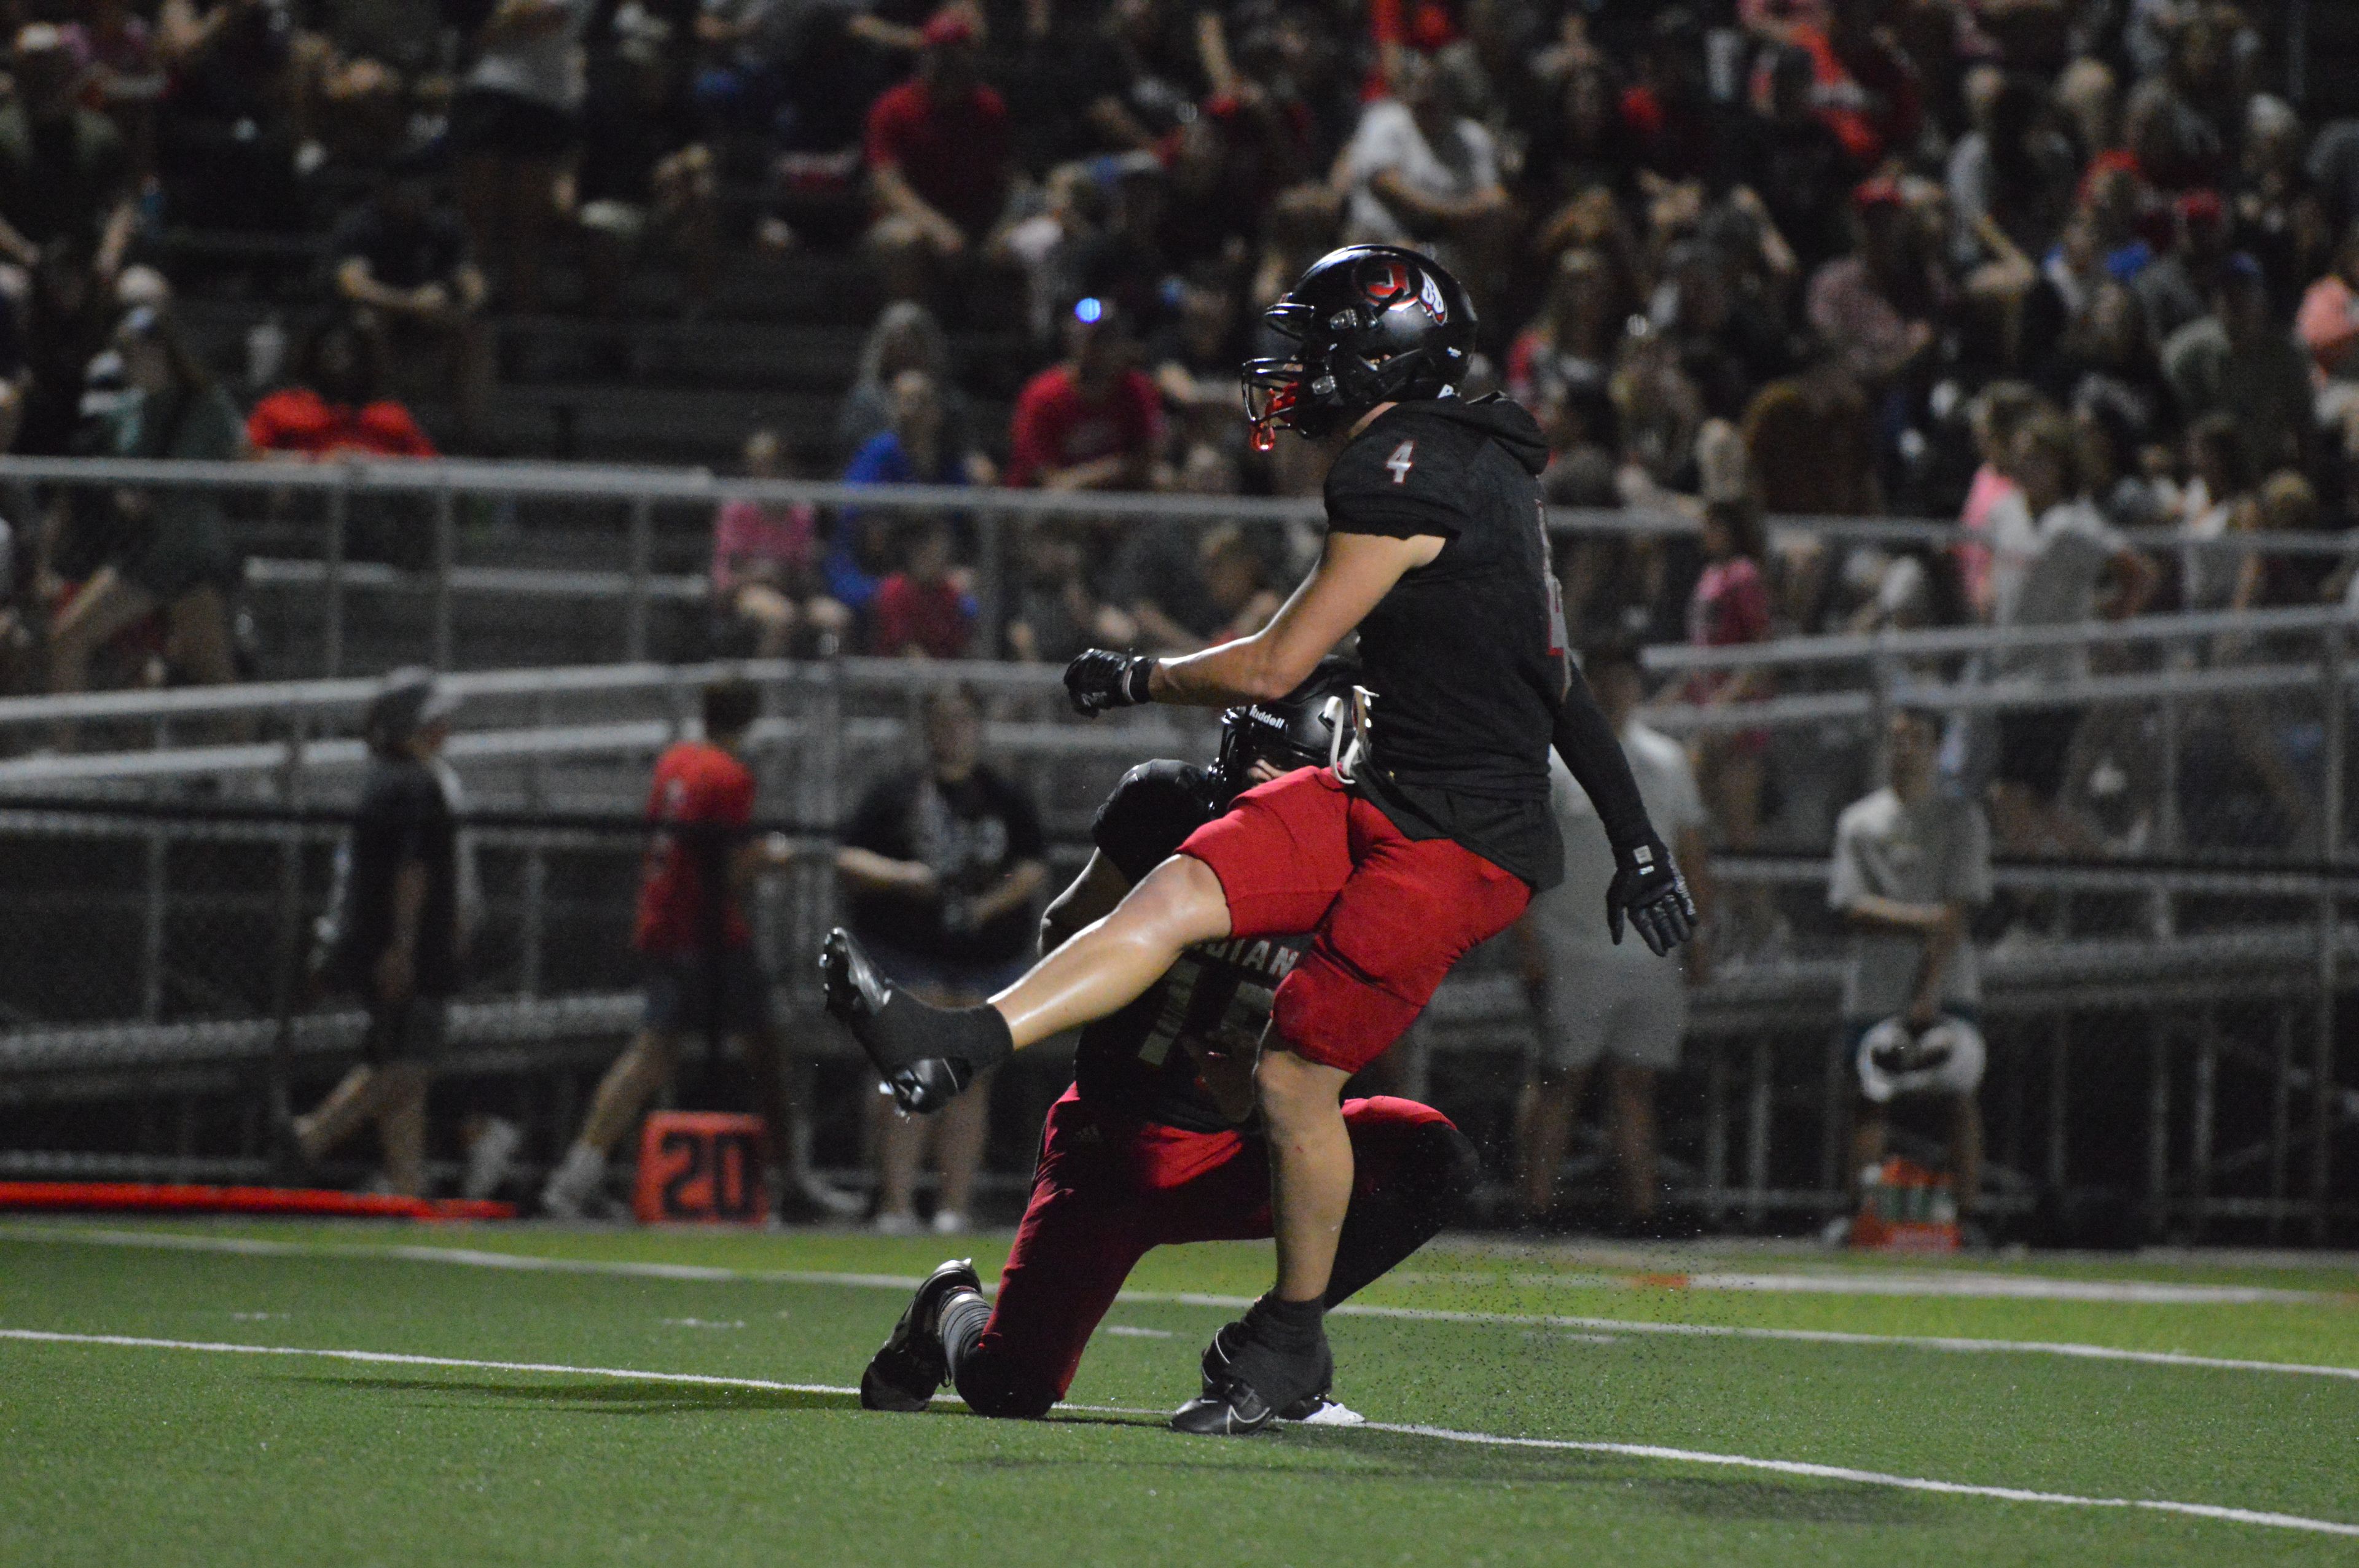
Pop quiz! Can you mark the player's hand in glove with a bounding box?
[1606,834,1698,957]
[1064,649,1154,717]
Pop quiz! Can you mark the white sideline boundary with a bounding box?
[2,1328,2353,1543]
[11,1225,2359,1385]
[1387,1267,2337,1306]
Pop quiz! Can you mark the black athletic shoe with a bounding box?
[1194,1319,1334,1421]
[1172,1317,1333,1436]
[859,1257,982,1413]
[820,928,972,1114]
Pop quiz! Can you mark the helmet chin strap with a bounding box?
[1250,381,1297,452]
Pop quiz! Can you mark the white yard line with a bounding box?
[1390,1268,2340,1306]
[1353,1420,2359,1540]
[0,1328,861,1397]
[12,1224,2359,1384]
[4,1327,2354,1543]
[1120,1289,2359,1384]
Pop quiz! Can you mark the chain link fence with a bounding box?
[1,657,2352,1239]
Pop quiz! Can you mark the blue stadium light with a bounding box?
[1073,297,1105,325]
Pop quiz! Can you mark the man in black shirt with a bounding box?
[837,684,1047,1235]
[329,146,490,441]
[858,668,1477,1422]
[826,246,1696,1433]
[288,670,466,1197]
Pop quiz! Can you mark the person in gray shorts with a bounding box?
[1514,645,1713,1231]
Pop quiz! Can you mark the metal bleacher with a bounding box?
[169,246,1031,467]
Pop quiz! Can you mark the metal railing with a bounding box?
[7,454,2353,677]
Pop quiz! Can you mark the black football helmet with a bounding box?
[1210,659,1364,806]
[1242,245,1477,450]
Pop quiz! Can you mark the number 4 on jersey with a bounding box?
[1385,439,1416,485]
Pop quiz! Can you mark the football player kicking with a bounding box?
[826,245,1696,1434]
[858,667,1477,1425]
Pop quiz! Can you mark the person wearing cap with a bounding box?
[1806,176,1943,392]
[863,8,1010,308]
[288,670,469,1197]
[2135,189,2231,345]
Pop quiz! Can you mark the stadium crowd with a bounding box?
[0,0,2349,1222]
[0,1,2348,671]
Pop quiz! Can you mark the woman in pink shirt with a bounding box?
[1954,381,2042,620]
[712,428,850,657]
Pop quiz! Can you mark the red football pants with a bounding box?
[1178,766,1532,1073]
[964,1086,1457,1414]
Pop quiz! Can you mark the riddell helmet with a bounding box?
[1242,245,1477,450]
[1210,659,1364,806]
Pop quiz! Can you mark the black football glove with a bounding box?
[1605,834,1699,958]
[1064,649,1154,717]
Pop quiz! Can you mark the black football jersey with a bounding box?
[1323,394,1568,889]
[1073,760,1309,1133]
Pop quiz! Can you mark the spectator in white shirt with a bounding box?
[1339,49,1514,290]
[1983,410,2158,856]
[1829,706,1993,1219]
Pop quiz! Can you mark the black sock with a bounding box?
[939,1290,992,1381]
[1326,1122,1479,1307]
[942,1005,1015,1077]
[870,991,1015,1077]
[1246,1292,1326,1353]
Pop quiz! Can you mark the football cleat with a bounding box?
[820,929,986,1114]
[1172,1317,1334,1436]
[1170,1378,1279,1436]
[858,1257,982,1413]
[820,928,903,1067]
[1194,1319,1336,1421]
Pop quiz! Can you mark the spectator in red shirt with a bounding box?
[871,516,975,658]
[248,314,440,569]
[247,316,437,461]
[864,9,1011,308]
[541,677,825,1220]
[1004,296,1164,491]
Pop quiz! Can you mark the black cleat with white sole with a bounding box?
[1192,1318,1344,1422]
[859,1257,983,1412]
[1171,1314,1334,1436]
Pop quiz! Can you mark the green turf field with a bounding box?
[3,1220,2355,1565]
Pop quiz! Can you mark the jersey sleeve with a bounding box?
[1091,760,1211,884]
[1323,417,1467,541]
[1826,808,1868,912]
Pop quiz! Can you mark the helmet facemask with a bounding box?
[1240,247,1474,448]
